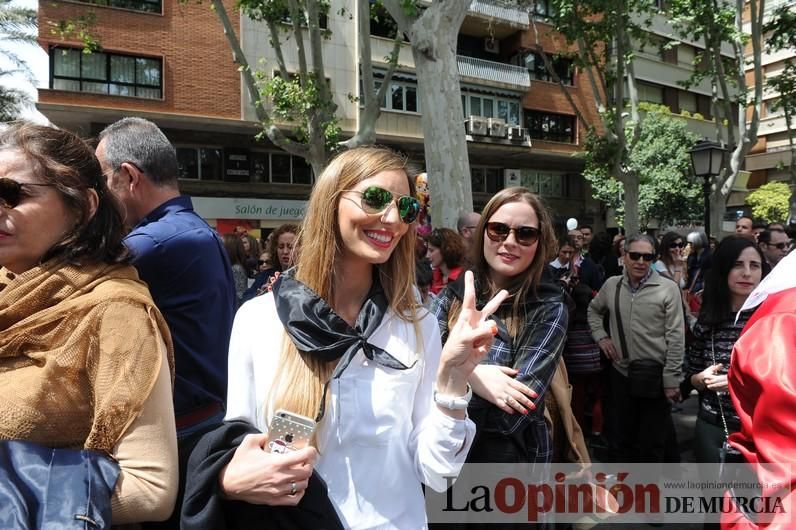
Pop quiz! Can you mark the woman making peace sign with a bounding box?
[218,147,506,529]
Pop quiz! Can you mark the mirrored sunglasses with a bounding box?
[628,252,655,262]
[347,186,420,224]
[0,178,55,209]
[485,222,540,246]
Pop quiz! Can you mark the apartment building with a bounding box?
[36,1,716,233]
[744,0,795,196]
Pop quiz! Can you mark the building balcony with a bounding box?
[457,55,531,89]
[468,0,530,29]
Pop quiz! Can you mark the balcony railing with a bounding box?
[457,55,531,88]
[468,0,530,27]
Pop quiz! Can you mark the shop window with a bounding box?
[271,153,292,183]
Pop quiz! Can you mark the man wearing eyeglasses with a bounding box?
[759,229,790,271]
[587,234,684,464]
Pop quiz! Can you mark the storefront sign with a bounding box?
[191,197,307,220]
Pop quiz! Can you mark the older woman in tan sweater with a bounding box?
[0,122,177,524]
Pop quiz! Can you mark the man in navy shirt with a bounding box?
[97,117,235,527]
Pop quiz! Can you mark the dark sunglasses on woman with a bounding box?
[345,186,420,224]
[669,241,686,249]
[485,222,540,246]
[0,178,55,209]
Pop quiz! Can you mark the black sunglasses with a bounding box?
[346,186,420,224]
[485,222,540,246]
[766,242,789,250]
[0,178,55,209]
[627,252,655,262]
[669,241,686,249]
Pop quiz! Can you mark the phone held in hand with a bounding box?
[267,410,316,454]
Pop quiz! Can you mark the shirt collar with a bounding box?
[134,195,193,230]
[626,267,653,293]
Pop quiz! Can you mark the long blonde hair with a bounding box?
[267,146,420,427]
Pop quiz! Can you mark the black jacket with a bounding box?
[181,420,343,530]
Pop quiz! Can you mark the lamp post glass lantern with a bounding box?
[689,139,725,238]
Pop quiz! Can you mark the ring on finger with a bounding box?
[289,481,297,496]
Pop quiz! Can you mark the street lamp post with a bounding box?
[689,139,725,239]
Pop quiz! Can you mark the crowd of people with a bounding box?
[1,118,795,529]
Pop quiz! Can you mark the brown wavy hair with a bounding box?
[268,223,299,272]
[427,227,466,269]
[0,121,129,267]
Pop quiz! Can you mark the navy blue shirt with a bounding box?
[125,196,235,418]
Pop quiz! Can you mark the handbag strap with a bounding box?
[615,279,629,360]
[710,330,731,440]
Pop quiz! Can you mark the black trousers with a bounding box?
[609,367,677,463]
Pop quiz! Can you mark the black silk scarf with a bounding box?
[272,268,417,420]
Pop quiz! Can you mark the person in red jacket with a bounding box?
[426,227,466,295]
[723,250,796,529]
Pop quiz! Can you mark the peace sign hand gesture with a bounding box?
[436,271,508,403]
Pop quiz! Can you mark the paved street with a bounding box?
[590,392,703,529]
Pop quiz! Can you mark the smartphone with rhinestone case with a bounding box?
[267,410,316,454]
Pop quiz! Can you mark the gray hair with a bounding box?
[686,230,708,249]
[624,233,658,254]
[456,211,481,233]
[98,117,178,187]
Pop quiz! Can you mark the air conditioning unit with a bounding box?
[466,116,488,136]
[484,38,500,54]
[504,169,522,188]
[508,126,527,141]
[488,118,507,138]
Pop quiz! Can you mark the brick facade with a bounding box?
[38,0,241,120]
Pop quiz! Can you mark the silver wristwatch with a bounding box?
[433,384,473,410]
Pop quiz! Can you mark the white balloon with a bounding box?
[566,218,578,231]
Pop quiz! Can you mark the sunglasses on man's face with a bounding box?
[485,222,540,246]
[670,241,686,249]
[627,252,655,262]
[0,178,55,209]
[766,242,789,250]
[346,186,420,224]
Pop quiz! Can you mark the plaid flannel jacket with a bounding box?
[431,274,568,463]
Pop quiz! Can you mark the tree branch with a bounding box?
[530,15,589,127]
[209,0,307,158]
[265,19,290,80]
[286,0,309,86]
[381,0,416,40]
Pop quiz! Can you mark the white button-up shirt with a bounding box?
[226,292,475,529]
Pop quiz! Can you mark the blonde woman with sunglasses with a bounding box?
[205,147,506,529]
[432,187,570,469]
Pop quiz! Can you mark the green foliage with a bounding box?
[747,182,790,224]
[638,101,671,114]
[0,85,30,122]
[48,11,100,52]
[1,0,37,78]
[666,0,742,94]
[763,5,796,52]
[1,0,36,120]
[584,110,702,228]
[258,72,340,149]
